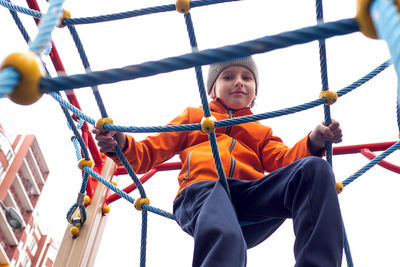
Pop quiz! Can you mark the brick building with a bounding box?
[0,124,57,267]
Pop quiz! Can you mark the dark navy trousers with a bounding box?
[173,156,343,267]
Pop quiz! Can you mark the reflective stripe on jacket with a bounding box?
[109,99,313,198]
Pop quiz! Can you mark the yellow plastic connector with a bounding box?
[356,0,400,39]
[70,226,79,237]
[78,159,94,170]
[84,195,91,205]
[0,51,44,105]
[356,0,377,39]
[176,0,191,14]
[201,116,216,134]
[95,117,113,132]
[134,198,150,211]
[112,181,118,186]
[58,9,71,28]
[336,182,343,194]
[103,205,110,214]
[319,90,338,105]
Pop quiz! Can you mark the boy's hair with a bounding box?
[206,56,259,97]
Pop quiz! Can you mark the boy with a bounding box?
[93,57,343,267]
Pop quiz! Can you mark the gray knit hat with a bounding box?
[206,56,259,96]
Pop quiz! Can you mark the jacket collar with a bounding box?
[209,98,253,117]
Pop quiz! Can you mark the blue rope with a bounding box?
[39,18,360,92]
[342,140,400,187]
[67,25,108,118]
[28,0,65,55]
[314,2,351,264]
[209,132,231,197]
[66,125,89,225]
[54,92,91,160]
[2,1,396,264]
[113,144,147,198]
[50,92,96,125]
[337,60,392,97]
[141,204,176,221]
[71,135,82,162]
[8,0,31,44]
[5,5,93,228]
[183,12,211,117]
[0,0,65,98]
[63,0,240,26]
[342,217,354,266]
[0,68,18,98]
[314,0,333,166]
[50,60,390,136]
[0,1,30,99]
[0,0,41,19]
[84,166,176,220]
[370,0,400,132]
[315,0,329,90]
[140,210,148,267]
[182,11,230,196]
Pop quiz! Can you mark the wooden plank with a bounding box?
[54,158,115,267]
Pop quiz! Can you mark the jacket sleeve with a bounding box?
[108,108,190,174]
[261,129,314,173]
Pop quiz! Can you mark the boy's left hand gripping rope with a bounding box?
[0,52,44,105]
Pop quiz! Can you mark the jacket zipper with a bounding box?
[183,150,192,180]
[226,109,233,135]
[217,100,237,178]
[228,139,236,178]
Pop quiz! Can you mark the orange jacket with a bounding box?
[109,99,314,198]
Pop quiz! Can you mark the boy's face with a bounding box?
[213,66,256,110]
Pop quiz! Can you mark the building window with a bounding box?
[0,164,3,179]
[28,237,38,255]
[0,132,13,158]
[0,132,14,181]
[21,253,31,267]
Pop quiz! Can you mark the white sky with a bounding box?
[1,0,400,266]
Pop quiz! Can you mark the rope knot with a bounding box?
[95,117,113,132]
[58,9,71,28]
[0,51,44,105]
[176,0,191,14]
[134,198,150,211]
[320,90,338,105]
[201,116,216,133]
[78,159,94,170]
[336,182,344,194]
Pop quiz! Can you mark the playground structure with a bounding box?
[1,0,400,266]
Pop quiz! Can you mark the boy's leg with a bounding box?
[230,156,343,267]
[174,181,247,267]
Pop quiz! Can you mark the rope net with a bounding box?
[1,0,400,266]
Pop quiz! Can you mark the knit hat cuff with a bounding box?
[206,57,259,95]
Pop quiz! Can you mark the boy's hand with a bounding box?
[92,128,127,154]
[308,120,342,154]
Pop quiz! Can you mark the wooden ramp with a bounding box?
[54,157,115,267]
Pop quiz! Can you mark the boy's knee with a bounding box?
[301,157,335,186]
